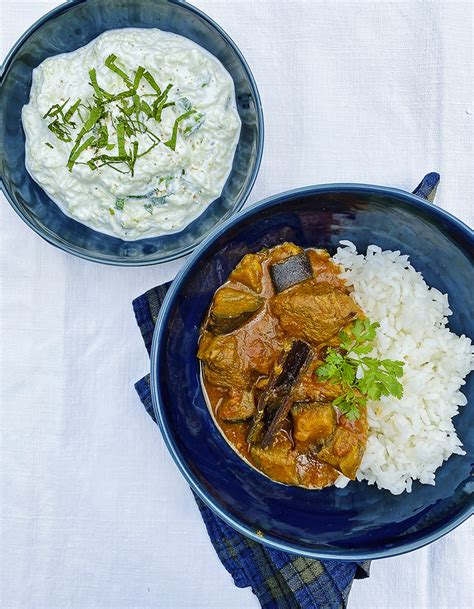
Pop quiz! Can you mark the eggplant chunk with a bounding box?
[208,287,263,334]
[229,254,263,293]
[248,340,312,448]
[291,402,336,444]
[218,391,256,422]
[270,252,313,293]
[317,426,364,479]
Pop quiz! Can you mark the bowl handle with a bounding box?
[412,172,440,202]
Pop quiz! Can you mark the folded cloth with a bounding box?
[133,284,370,609]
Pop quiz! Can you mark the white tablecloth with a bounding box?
[1,1,472,608]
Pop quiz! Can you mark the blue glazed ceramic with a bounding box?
[150,178,473,560]
[0,0,263,265]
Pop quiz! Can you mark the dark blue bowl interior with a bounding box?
[153,186,473,559]
[0,0,263,264]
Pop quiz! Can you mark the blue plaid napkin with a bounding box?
[133,284,370,609]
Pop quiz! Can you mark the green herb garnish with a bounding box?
[115,197,125,211]
[164,110,196,151]
[43,54,202,174]
[104,53,132,87]
[316,318,404,420]
[43,98,81,142]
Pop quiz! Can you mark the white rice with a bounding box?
[332,241,473,495]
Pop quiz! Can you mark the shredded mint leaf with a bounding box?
[67,135,95,171]
[44,55,186,174]
[104,54,132,87]
[43,98,83,142]
[164,110,196,151]
[116,121,126,157]
[142,71,161,95]
[133,66,146,90]
[63,98,81,123]
[89,68,113,101]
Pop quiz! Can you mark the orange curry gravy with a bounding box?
[197,242,368,489]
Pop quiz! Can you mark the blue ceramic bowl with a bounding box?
[151,180,473,560]
[0,0,263,265]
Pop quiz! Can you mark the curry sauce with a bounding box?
[197,243,368,489]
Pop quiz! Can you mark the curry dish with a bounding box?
[197,242,368,488]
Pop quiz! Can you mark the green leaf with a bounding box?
[89,68,113,101]
[115,197,125,211]
[154,101,175,122]
[63,98,81,123]
[152,84,174,121]
[104,54,132,87]
[133,66,146,90]
[66,105,105,169]
[142,70,161,95]
[116,121,126,157]
[164,109,196,151]
[140,100,153,118]
[106,89,136,104]
[45,55,179,176]
[67,135,95,171]
[315,316,404,420]
[48,120,73,142]
[97,125,109,148]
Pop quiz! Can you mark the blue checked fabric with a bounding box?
[133,284,370,609]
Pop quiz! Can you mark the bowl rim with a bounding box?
[0,0,264,266]
[150,181,474,560]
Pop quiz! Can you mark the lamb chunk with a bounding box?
[218,390,255,422]
[291,402,336,444]
[198,333,249,390]
[207,287,263,335]
[293,371,344,403]
[267,242,304,263]
[250,431,299,485]
[296,453,339,489]
[229,254,263,293]
[236,312,282,376]
[271,281,360,344]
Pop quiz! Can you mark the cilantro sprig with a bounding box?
[316,318,404,420]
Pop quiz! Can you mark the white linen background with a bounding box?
[0,0,473,608]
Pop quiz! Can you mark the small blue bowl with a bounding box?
[0,0,263,265]
[150,177,473,560]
